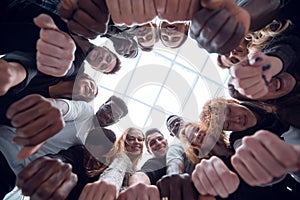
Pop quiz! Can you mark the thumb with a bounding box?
[34,14,59,30]
[17,142,44,160]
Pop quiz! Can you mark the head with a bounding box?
[200,98,257,132]
[159,21,190,48]
[110,36,138,58]
[136,23,159,52]
[86,46,121,74]
[95,95,128,127]
[85,127,116,161]
[217,39,249,69]
[72,73,98,102]
[179,122,229,164]
[166,115,184,137]
[228,73,296,101]
[145,128,168,158]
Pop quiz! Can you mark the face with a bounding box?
[147,132,168,158]
[86,144,110,162]
[73,77,98,101]
[257,72,296,100]
[86,46,117,73]
[160,21,187,48]
[137,23,157,48]
[167,116,183,137]
[113,38,138,58]
[223,102,257,131]
[96,100,124,127]
[219,40,248,68]
[125,129,144,155]
[184,124,206,147]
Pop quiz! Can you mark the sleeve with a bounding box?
[99,154,133,195]
[62,100,93,121]
[2,51,38,93]
[166,143,185,164]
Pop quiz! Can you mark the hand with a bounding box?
[192,156,240,198]
[157,173,199,200]
[17,156,77,200]
[190,0,250,54]
[34,14,76,77]
[155,0,200,22]
[58,0,110,38]
[0,59,26,96]
[118,183,160,200]
[231,130,300,186]
[79,180,116,200]
[229,56,271,99]
[106,0,156,26]
[6,94,65,147]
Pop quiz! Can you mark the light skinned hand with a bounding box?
[192,156,240,198]
[231,130,300,186]
[34,14,76,77]
[6,94,65,147]
[79,180,116,200]
[154,0,200,22]
[0,60,26,96]
[106,0,156,26]
[117,183,160,200]
[17,156,77,200]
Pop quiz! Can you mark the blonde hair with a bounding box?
[246,19,292,52]
[105,127,144,169]
[179,122,229,164]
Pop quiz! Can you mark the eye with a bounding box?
[106,54,112,63]
[138,38,144,43]
[146,35,153,41]
[172,37,180,42]
[223,121,230,130]
[162,35,168,41]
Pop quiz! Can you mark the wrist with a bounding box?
[10,62,26,87]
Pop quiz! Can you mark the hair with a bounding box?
[246,19,292,52]
[166,115,184,132]
[107,95,128,117]
[84,127,116,177]
[144,128,163,148]
[70,73,98,102]
[158,21,190,49]
[105,127,144,169]
[179,122,229,164]
[200,97,239,128]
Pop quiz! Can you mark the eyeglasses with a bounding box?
[100,102,122,122]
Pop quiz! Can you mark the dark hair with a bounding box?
[107,95,128,117]
[217,54,230,69]
[85,127,116,147]
[103,53,122,75]
[166,115,183,136]
[144,128,163,148]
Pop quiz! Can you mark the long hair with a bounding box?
[179,122,230,164]
[105,127,144,170]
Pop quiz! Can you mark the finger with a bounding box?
[37,52,72,72]
[201,0,223,9]
[157,178,170,198]
[200,168,218,196]
[231,155,257,186]
[106,0,122,24]
[243,84,268,99]
[57,0,78,19]
[212,158,239,197]
[154,0,167,17]
[67,20,98,38]
[39,28,75,49]
[34,14,59,30]
[50,172,77,200]
[36,39,75,61]
[6,94,43,119]
[192,172,208,195]
[230,65,261,79]
[13,121,64,146]
[17,143,45,160]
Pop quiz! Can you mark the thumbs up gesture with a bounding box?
[34,14,76,77]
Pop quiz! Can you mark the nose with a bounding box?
[227,115,241,124]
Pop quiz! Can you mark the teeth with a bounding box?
[276,79,281,90]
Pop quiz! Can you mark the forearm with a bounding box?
[167,158,185,175]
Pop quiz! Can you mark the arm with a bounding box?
[166,143,185,175]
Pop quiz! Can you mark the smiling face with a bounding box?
[73,75,98,101]
[125,129,144,156]
[137,23,157,49]
[86,46,117,73]
[146,132,168,158]
[159,21,188,48]
[258,72,296,100]
[96,100,125,127]
[223,102,257,131]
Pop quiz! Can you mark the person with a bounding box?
[78,127,145,199]
[117,128,168,199]
[136,22,159,52]
[15,127,116,200]
[159,21,190,49]
[0,152,15,199]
